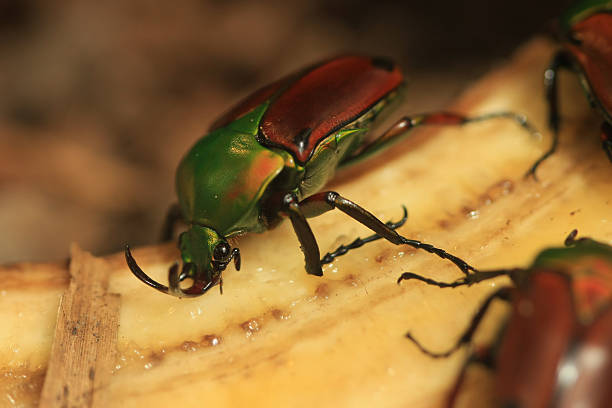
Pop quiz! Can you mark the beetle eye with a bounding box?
[213,242,231,261]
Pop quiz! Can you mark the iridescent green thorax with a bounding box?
[560,0,612,32]
[176,103,287,236]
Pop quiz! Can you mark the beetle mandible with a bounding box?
[126,55,537,298]
[398,230,612,407]
[528,0,612,177]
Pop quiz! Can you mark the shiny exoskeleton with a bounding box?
[125,55,537,298]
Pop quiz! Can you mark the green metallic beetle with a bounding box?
[125,55,537,298]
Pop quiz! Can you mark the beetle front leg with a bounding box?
[299,191,478,275]
[282,194,324,276]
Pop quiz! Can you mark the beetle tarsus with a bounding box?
[398,238,477,275]
[321,205,408,265]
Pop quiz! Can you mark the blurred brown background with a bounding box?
[0,0,571,263]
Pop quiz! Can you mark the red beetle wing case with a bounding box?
[259,56,403,164]
[208,56,402,164]
[495,272,575,407]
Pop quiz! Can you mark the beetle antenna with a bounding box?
[125,245,170,295]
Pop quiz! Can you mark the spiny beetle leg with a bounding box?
[526,51,574,180]
[320,205,408,265]
[405,287,512,359]
[160,203,183,242]
[602,122,612,162]
[341,109,539,167]
[397,238,478,276]
[299,191,478,275]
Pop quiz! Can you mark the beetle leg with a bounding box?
[340,110,539,168]
[320,205,408,264]
[282,194,323,276]
[397,268,512,288]
[526,51,575,179]
[161,203,183,241]
[298,191,477,275]
[404,287,509,406]
[602,122,612,162]
[405,287,512,358]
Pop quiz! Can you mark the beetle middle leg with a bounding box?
[292,191,479,275]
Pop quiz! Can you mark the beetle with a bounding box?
[398,230,612,407]
[125,55,537,298]
[528,0,612,177]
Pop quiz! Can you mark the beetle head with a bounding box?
[125,225,240,298]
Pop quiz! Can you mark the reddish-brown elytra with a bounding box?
[528,0,612,177]
[126,55,538,298]
[398,230,612,407]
